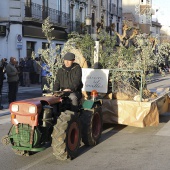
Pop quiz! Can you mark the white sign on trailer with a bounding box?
[82,68,109,93]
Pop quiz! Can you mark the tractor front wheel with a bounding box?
[51,110,81,160]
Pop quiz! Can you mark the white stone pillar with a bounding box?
[94,41,99,68]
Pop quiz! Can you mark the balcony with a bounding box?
[68,21,86,34]
[23,2,70,28]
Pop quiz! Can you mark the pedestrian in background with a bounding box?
[1,58,7,80]
[3,58,8,66]
[41,61,51,93]
[29,57,36,84]
[23,57,31,87]
[34,57,41,84]
[0,59,5,94]
[6,57,19,104]
[18,58,24,86]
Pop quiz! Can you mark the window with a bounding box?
[56,0,62,11]
[42,42,49,49]
[26,0,31,4]
[25,0,32,17]
[43,0,48,7]
[42,0,48,19]
[69,3,74,31]
[27,41,35,58]
[56,44,62,54]
[79,8,83,23]
[101,0,103,6]
[92,12,95,27]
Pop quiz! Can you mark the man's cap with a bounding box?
[64,52,75,61]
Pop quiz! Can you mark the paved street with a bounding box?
[1,73,170,170]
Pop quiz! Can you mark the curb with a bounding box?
[0,109,10,117]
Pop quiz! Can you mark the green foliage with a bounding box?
[66,32,95,66]
[157,42,170,65]
[38,17,63,92]
[133,34,156,71]
[42,17,55,42]
[109,46,135,69]
[158,42,170,57]
[97,30,117,68]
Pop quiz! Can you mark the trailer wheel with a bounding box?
[51,110,81,160]
[80,105,103,146]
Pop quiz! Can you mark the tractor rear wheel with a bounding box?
[80,105,103,146]
[51,110,81,160]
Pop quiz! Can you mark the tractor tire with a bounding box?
[51,110,81,160]
[80,105,103,146]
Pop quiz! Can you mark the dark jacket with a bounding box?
[0,64,4,85]
[23,59,33,72]
[54,63,83,92]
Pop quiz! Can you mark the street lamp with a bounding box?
[85,16,91,35]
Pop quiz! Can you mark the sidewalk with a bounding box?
[146,72,165,81]
[0,108,10,116]
[0,82,41,115]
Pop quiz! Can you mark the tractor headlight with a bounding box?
[28,106,36,114]
[11,104,19,112]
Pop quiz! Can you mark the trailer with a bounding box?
[82,68,170,128]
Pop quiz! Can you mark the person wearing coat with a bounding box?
[54,52,83,112]
[6,57,19,104]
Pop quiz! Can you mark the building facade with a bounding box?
[0,0,123,61]
[107,0,122,35]
[122,0,161,36]
[68,0,122,40]
[0,0,71,61]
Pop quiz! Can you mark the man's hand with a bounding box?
[63,89,71,92]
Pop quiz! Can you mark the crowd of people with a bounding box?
[0,55,44,105]
[18,56,41,87]
[0,52,83,113]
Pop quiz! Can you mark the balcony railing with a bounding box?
[23,2,70,28]
[68,21,86,34]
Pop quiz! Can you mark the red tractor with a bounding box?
[1,91,102,160]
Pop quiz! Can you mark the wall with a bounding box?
[0,0,9,19]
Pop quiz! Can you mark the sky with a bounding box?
[153,0,170,26]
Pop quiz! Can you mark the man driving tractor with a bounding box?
[54,52,83,112]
